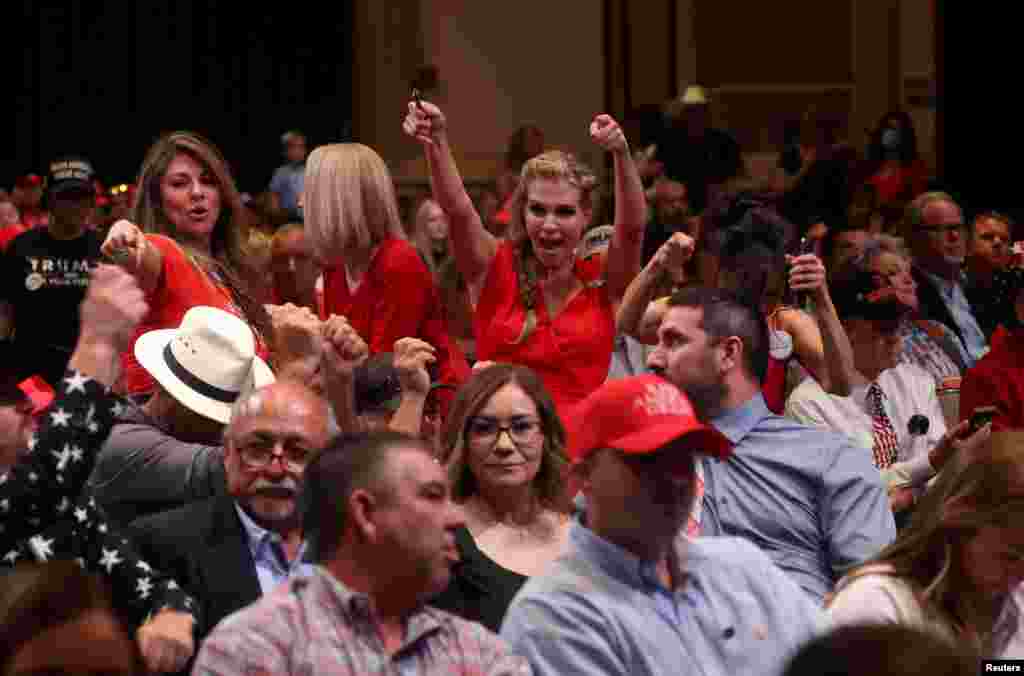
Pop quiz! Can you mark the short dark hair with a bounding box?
[300,430,427,563]
[666,286,769,382]
[783,624,975,676]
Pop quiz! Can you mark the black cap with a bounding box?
[47,156,96,197]
[830,270,914,323]
[354,353,402,415]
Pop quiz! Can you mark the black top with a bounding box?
[427,525,528,633]
[654,127,743,213]
[0,227,103,387]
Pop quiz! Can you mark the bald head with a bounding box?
[229,381,329,438]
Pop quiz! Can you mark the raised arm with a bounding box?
[615,232,693,339]
[404,101,497,301]
[101,219,164,296]
[321,315,368,435]
[594,115,648,305]
[388,338,435,438]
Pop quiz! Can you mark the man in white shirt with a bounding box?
[786,270,983,518]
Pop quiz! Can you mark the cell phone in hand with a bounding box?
[969,406,997,435]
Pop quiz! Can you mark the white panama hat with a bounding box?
[134,306,275,424]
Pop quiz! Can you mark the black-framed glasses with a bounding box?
[467,416,543,446]
[237,436,315,472]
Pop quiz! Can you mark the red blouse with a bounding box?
[320,237,470,388]
[474,242,615,419]
[120,234,263,395]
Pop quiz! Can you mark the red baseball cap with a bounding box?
[564,375,732,466]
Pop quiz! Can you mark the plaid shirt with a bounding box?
[193,565,532,676]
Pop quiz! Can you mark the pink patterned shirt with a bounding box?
[193,565,532,676]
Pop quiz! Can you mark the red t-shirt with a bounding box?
[120,234,258,395]
[475,242,615,420]
[867,159,930,204]
[320,237,470,389]
[0,224,28,251]
[959,327,1024,431]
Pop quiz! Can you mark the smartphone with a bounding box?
[969,406,997,434]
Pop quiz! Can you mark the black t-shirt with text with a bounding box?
[0,227,103,386]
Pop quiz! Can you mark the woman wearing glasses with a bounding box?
[429,364,570,632]
[827,431,1024,658]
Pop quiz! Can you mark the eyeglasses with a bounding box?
[919,222,965,235]
[236,436,315,472]
[467,417,543,446]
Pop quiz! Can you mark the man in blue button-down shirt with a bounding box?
[645,287,896,602]
[501,375,823,676]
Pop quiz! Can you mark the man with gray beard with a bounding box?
[127,381,332,652]
[905,192,988,366]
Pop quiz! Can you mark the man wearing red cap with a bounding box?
[500,375,822,676]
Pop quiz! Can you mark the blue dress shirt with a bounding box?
[501,520,824,676]
[235,504,313,594]
[700,394,896,602]
[922,270,988,365]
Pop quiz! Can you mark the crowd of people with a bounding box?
[2,84,1024,676]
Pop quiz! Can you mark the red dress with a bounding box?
[474,242,615,420]
[120,234,263,395]
[320,237,470,389]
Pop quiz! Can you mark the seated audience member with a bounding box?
[904,192,987,365]
[429,364,570,632]
[852,235,970,384]
[646,287,896,601]
[783,624,976,676]
[786,268,988,518]
[128,380,333,647]
[1,562,141,675]
[102,130,272,396]
[0,156,105,389]
[88,305,276,525]
[959,283,1024,431]
[963,211,1024,340]
[404,99,646,420]
[501,375,822,676]
[192,431,531,676]
[270,222,321,310]
[303,143,470,397]
[828,432,1024,659]
[1,265,198,674]
[268,130,307,224]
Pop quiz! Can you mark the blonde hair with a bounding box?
[303,143,405,261]
[505,151,599,342]
[831,431,1024,656]
[411,197,449,277]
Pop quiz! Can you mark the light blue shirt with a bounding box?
[269,163,305,220]
[922,270,988,364]
[500,520,824,676]
[700,394,896,602]
[235,504,313,594]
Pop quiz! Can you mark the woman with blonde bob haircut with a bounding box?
[828,430,1024,658]
[102,131,271,394]
[404,99,647,420]
[430,363,571,633]
[305,143,469,393]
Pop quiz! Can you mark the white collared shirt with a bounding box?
[785,363,946,490]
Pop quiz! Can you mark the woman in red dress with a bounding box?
[302,143,470,393]
[404,101,646,419]
[101,131,270,395]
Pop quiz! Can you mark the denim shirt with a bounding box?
[501,519,824,676]
[700,394,896,602]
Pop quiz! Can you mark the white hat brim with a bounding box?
[134,328,276,425]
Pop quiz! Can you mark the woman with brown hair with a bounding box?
[428,363,570,632]
[827,430,1024,658]
[101,131,271,395]
[404,100,646,420]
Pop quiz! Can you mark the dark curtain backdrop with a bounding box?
[9,1,353,195]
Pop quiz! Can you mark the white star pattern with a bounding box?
[167,580,179,591]
[74,507,88,523]
[50,408,72,427]
[0,472,7,485]
[69,446,84,463]
[28,472,38,483]
[3,550,19,564]
[87,422,99,433]
[63,372,90,394]
[29,536,54,561]
[111,401,125,418]
[26,434,37,453]
[136,576,153,600]
[56,497,70,514]
[137,560,153,574]
[0,499,9,513]
[99,548,123,573]
[75,558,86,569]
[52,446,72,471]
[97,523,108,534]
[88,497,96,509]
